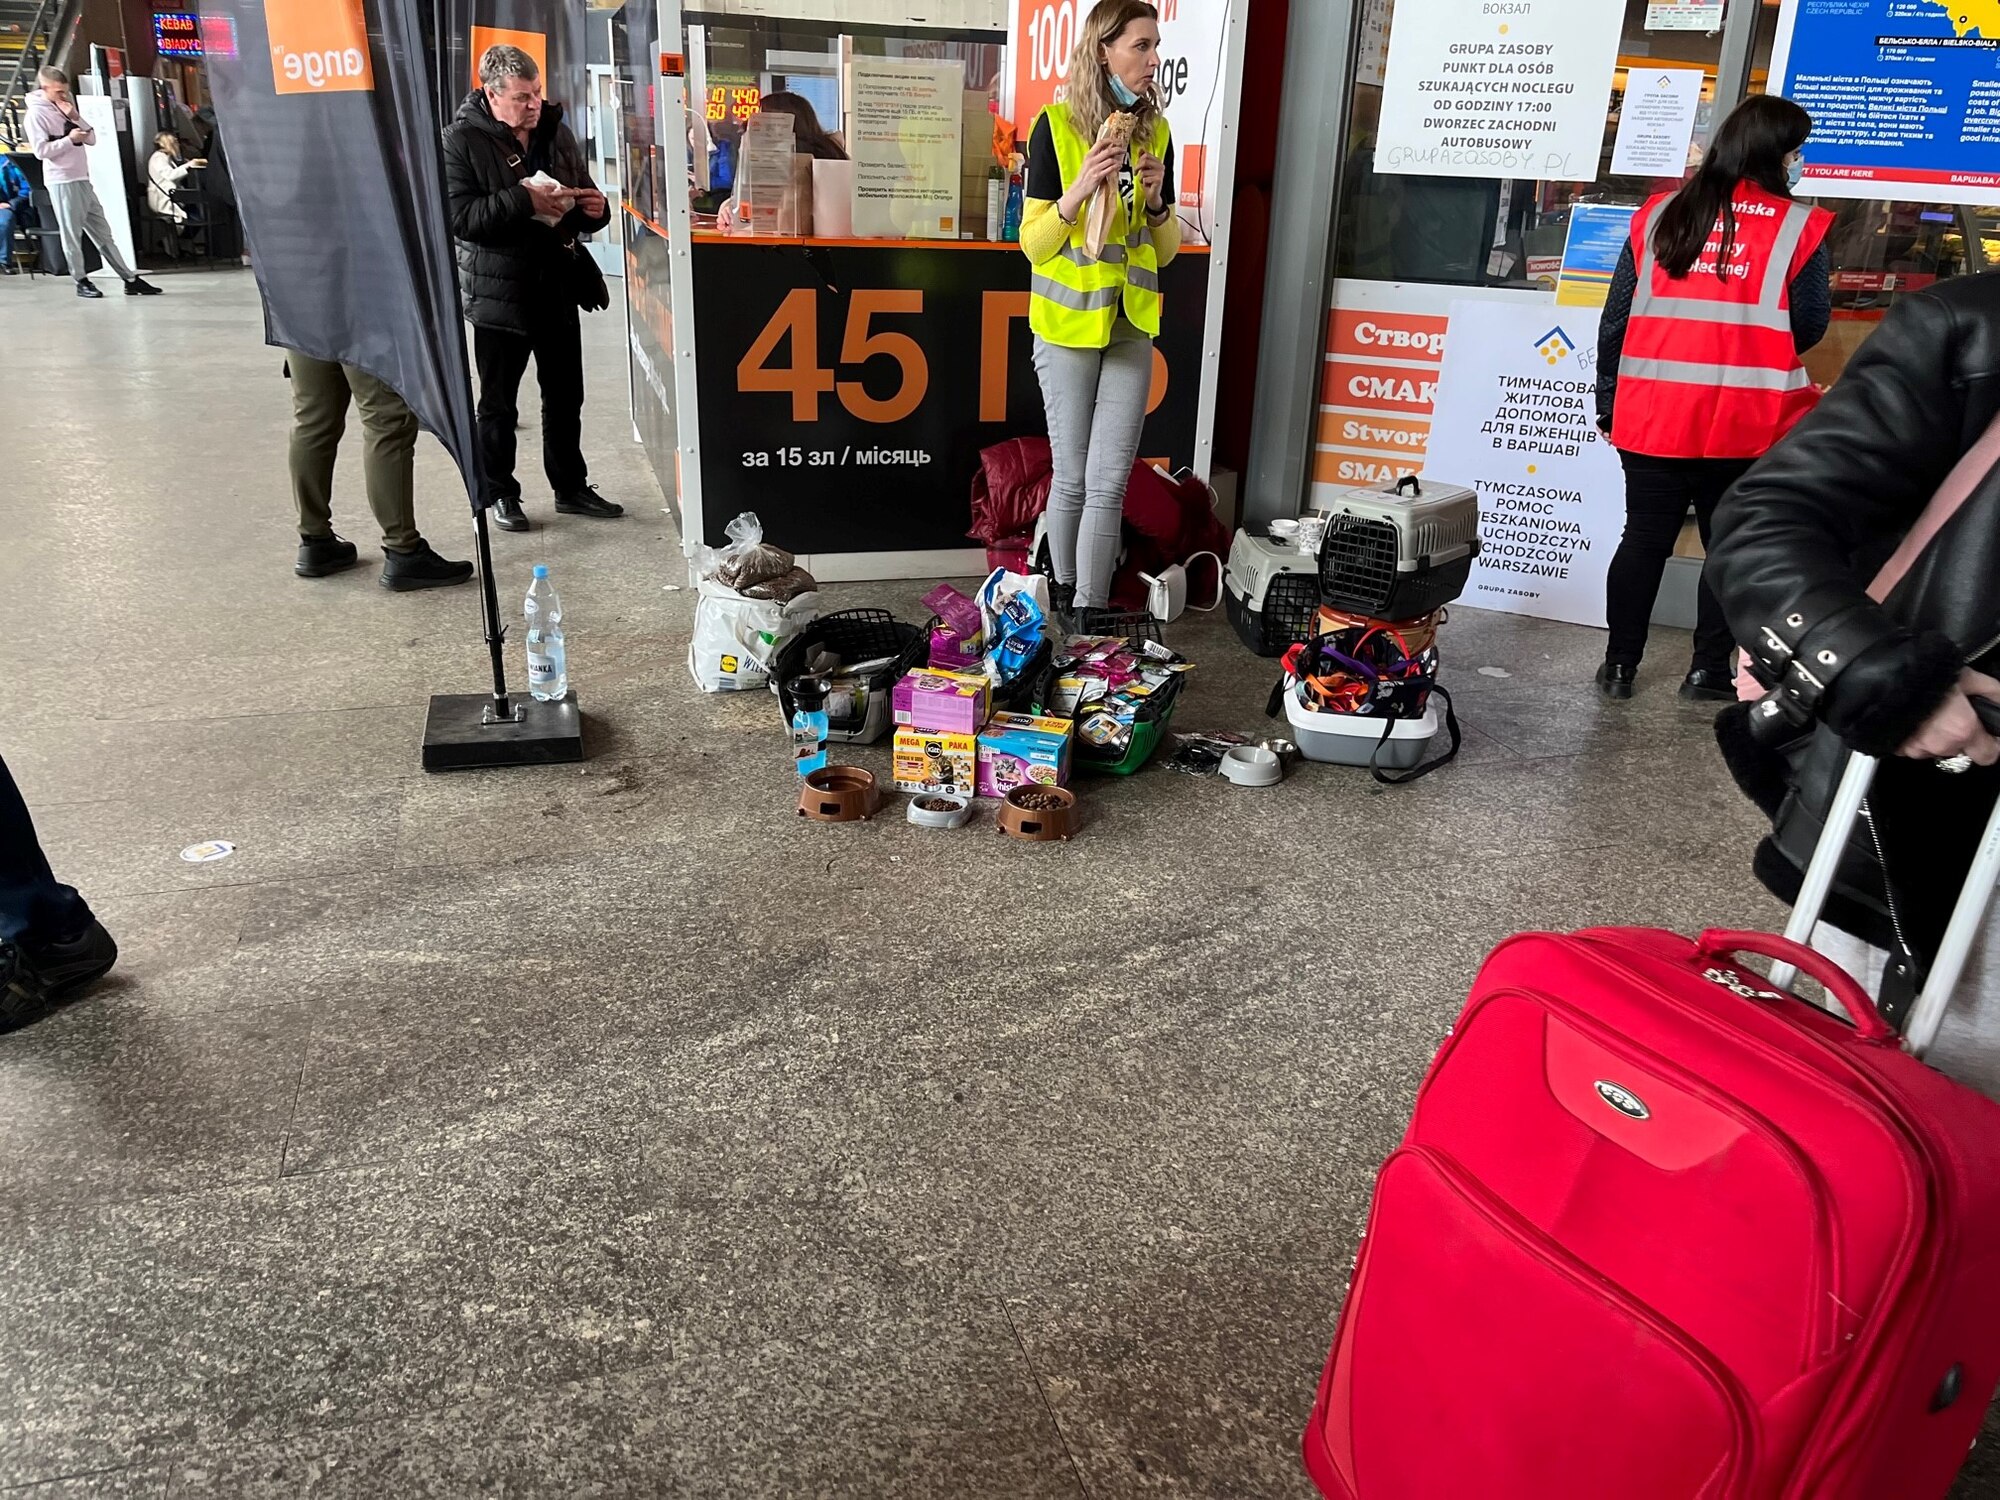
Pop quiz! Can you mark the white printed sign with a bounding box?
[1425,300,1625,628]
[1611,67,1703,178]
[850,56,964,239]
[1375,0,1625,182]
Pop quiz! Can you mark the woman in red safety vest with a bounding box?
[1592,95,1833,703]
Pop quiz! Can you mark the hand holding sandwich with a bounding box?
[1059,137,1128,222]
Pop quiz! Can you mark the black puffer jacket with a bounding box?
[1708,270,2000,958]
[442,91,609,335]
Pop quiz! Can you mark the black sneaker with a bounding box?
[1595,660,1637,700]
[18,919,117,1000]
[0,942,44,1030]
[381,541,475,591]
[1680,667,1737,703]
[1,263,19,276]
[296,533,360,578]
[76,278,103,298]
[491,496,531,532]
[124,277,163,296]
[555,485,624,519]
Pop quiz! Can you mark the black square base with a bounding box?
[422,692,584,771]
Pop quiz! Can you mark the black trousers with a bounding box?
[0,755,91,946]
[1605,451,1753,673]
[473,301,588,504]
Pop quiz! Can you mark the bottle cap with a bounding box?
[532,564,549,579]
[788,675,830,712]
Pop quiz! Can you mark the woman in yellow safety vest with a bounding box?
[1021,0,1180,623]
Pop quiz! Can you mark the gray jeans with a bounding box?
[48,178,134,283]
[1032,319,1153,610]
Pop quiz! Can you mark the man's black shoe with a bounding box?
[296,533,360,578]
[555,485,624,519]
[1680,667,1738,703]
[0,943,44,1030]
[75,278,103,299]
[18,920,118,1000]
[1,263,19,276]
[492,496,531,532]
[124,277,163,296]
[381,541,476,591]
[1595,660,1638,700]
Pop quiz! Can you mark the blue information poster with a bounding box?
[1555,203,1639,307]
[1771,0,2000,204]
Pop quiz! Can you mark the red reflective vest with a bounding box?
[1610,183,1833,460]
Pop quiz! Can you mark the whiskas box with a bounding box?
[976,712,1072,799]
[892,727,979,796]
[892,669,991,735]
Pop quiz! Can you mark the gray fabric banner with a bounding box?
[201,0,487,510]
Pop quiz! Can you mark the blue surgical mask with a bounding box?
[1787,157,1803,190]
[1108,71,1141,108]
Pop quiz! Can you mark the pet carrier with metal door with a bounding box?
[1223,529,1322,656]
[1315,475,1481,618]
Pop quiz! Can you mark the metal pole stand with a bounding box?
[420,504,583,771]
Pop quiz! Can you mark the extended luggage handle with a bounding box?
[1696,929,1898,1043]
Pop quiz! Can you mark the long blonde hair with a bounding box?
[1063,0,1162,143]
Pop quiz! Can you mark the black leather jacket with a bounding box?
[1710,270,2000,751]
[1708,271,2000,959]
[442,93,608,335]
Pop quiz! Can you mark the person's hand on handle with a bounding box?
[1058,137,1127,221]
[1138,151,1166,213]
[1897,668,2000,766]
[523,177,570,219]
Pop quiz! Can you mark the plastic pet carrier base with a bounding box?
[772,609,926,744]
[1223,530,1322,657]
[1316,475,1481,619]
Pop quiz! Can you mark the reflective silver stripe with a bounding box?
[1030,275,1121,312]
[1126,223,1145,249]
[1059,240,1125,265]
[1620,356,1814,393]
[1631,198,1815,334]
[1124,264,1161,293]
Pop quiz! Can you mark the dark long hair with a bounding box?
[757,92,846,161]
[1651,94,1812,280]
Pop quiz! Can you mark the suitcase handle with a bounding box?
[1696,929,1898,1043]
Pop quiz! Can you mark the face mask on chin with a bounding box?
[1107,71,1140,109]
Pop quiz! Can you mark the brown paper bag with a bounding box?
[1084,179,1118,260]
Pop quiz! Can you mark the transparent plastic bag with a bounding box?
[695,511,795,591]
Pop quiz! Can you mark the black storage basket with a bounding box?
[773,609,926,743]
[989,634,1055,716]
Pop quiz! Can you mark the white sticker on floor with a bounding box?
[179,840,236,863]
[1478,667,1512,678]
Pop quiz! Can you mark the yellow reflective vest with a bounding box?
[1028,101,1170,348]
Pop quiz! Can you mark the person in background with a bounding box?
[0,154,31,275]
[443,43,619,534]
[146,130,204,226]
[1707,269,2000,1098]
[1020,0,1180,624]
[1593,94,1831,702]
[713,93,846,233]
[285,353,477,591]
[25,67,161,298]
[0,754,116,1031]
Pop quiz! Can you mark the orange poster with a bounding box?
[470,26,547,90]
[265,0,374,96]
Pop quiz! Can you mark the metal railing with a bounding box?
[0,0,79,149]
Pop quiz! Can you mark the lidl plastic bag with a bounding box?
[688,577,820,692]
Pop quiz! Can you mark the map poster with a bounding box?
[1374,0,1626,182]
[1771,0,2000,205]
[1426,299,1625,627]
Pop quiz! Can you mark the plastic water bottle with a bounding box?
[524,565,567,701]
[788,675,829,777]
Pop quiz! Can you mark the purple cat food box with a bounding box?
[976,712,1071,799]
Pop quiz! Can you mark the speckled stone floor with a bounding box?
[2,268,1995,1497]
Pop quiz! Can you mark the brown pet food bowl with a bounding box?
[996,784,1077,842]
[797,765,881,823]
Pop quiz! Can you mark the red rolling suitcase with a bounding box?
[1303,748,2000,1499]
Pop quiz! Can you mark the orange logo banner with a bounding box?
[266,0,374,95]
[470,26,546,90]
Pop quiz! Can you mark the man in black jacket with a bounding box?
[443,44,620,534]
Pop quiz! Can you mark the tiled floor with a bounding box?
[2,268,1993,1496]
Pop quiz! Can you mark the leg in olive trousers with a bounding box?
[286,352,423,551]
